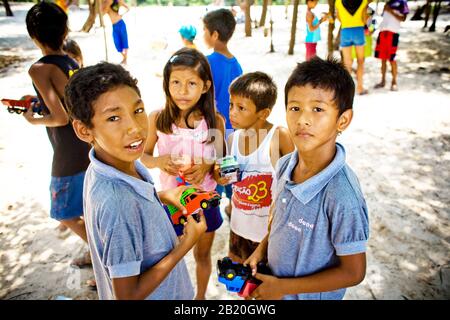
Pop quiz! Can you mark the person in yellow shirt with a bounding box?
[335,0,369,95]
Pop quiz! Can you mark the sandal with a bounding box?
[70,251,92,269]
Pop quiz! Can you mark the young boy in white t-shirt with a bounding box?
[215,71,294,263]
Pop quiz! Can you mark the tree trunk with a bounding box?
[288,0,299,55]
[2,0,13,16]
[429,0,442,32]
[259,0,269,27]
[285,0,291,19]
[327,0,336,58]
[81,0,97,33]
[245,0,252,37]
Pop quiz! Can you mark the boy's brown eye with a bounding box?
[108,116,119,122]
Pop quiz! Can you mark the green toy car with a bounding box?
[217,156,240,184]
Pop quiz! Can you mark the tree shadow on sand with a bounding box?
[0,199,98,300]
[349,132,450,299]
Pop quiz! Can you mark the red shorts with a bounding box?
[305,42,317,61]
[375,30,399,61]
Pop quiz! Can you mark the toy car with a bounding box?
[167,187,221,225]
[217,256,272,298]
[1,96,45,115]
[175,174,191,187]
[217,156,240,184]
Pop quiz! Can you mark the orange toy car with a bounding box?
[167,187,221,225]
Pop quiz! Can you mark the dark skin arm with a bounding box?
[112,214,206,300]
[23,64,69,127]
[111,186,206,299]
[248,253,366,300]
[245,200,366,300]
[306,10,327,32]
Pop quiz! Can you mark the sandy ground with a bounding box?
[0,2,449,300]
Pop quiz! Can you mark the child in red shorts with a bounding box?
[374,0,409,91]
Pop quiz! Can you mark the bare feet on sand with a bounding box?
[374,82,385,89]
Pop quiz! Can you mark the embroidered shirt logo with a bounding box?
[287,217,315,234]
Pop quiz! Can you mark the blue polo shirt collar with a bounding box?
[88,149,156,202]
[283,143,346,204]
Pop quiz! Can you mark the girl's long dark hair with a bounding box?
[157,47,217,143]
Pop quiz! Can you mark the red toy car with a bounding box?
[1,96,44,115]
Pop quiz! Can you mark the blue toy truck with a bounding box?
[217,257,272,298]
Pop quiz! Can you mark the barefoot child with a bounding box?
[245,57,369,300]
[305,0,328,61]
[203,8,243,217]
[65,62,207,299]
[215,72,294,263]
[141,48,226,300]
[101,0,130,64]
[374,0,409,91]
[24,2,91,260]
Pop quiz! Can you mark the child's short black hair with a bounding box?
[26,2,68,51]
[284,57,355,115]
[229,72,278,112]
[65,62,140,128]
[203,8,236,43]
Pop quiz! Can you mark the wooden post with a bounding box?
[96,0,108,61]
[2,0,13,16]
[269,6,274,53]
[260,0,269,27]
[327,0,336,58]
[245,0,252,37]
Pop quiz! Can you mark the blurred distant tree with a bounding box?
[327,0,336,57]
[243,0,253,36]
[2,0,13,16]
[259,0,269,27]
[284,0,290,19]
[81,0,97,32]
[287,0,299,55]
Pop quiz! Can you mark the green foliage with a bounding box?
[136,0,212,5]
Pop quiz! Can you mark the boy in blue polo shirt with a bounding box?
[65,62,207,300]
[203,8,243,216]
[245,57,369,300]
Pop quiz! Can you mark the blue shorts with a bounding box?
[164,205,223,236]
[49,171,85,221]
[112,19,129,53]
[340,27,365,48]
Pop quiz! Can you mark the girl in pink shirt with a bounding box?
[142,47,226,300]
